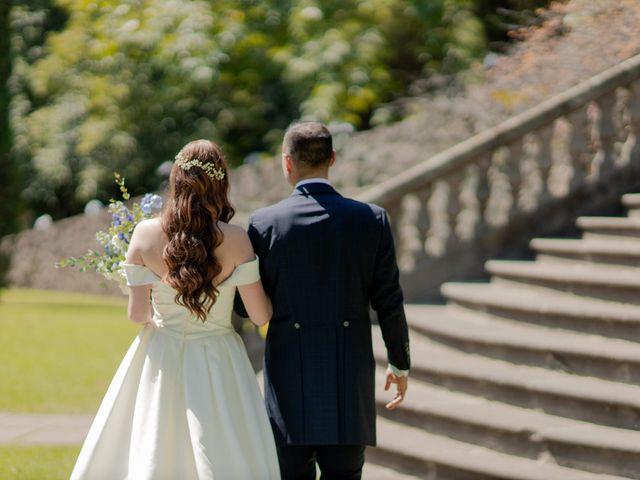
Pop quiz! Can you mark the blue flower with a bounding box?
[118,232,130,244]
[140,194,163,215]
[115,206,133,223]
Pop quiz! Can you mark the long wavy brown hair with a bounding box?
[161,140,235,322]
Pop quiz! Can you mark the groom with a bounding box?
[242,121,410,479]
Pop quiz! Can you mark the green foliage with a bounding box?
[0,250,10,290]
[9,0,543,220]
[273,0,487,126]
[12,0,295,218]
[9,0,67,222]
[1,0,21,237]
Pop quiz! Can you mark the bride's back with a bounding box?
[129,217,244,287]
[125,217,260,336]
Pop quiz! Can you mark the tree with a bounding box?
[278,0,485,127]
[9,0,68,222]
[16,0,293,218]
[12,0,536,221]
[0,0,20,237]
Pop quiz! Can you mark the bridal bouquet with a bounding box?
[57,173,163,293]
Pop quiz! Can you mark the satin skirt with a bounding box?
[70,326,280,480]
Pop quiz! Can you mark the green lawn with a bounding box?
[0,288,138,413]
[0,446,80,480]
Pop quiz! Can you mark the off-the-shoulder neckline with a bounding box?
[122,255,258,288]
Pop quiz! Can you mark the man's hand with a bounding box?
[384,368,408,410]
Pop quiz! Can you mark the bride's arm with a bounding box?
[238,281,272,327]
[125,223,154,326]
[232,229,272,327]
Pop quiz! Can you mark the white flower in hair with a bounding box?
[174,152,225,180]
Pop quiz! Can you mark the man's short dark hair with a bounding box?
[283,122,333,169]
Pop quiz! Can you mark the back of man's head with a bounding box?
[283,122,333,169]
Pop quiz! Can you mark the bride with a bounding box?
[70,140,280,479]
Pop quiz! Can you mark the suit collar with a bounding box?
[295,177,331,188]
[291,182,341,197]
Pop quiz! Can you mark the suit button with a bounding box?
[343,321,350,327]
[294,322,301,329]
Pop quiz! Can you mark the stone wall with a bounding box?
[0,210,123,296]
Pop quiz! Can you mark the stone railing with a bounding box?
[358,54,640,301]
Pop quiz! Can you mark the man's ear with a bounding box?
[328,150,337,167]
[284,153,294,173]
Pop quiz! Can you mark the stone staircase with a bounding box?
[366,193,640,479]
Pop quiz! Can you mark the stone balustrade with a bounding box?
[357,54,640,301]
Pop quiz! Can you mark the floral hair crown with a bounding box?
[174,152,225,181]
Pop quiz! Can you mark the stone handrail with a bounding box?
[356,53,640,299]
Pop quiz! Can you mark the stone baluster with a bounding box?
[473,152,493,237]
[616,88,630,145]
[535,124,554,201]
[596,91,618,176]
[629,81,640,168]
[415,186,432,259]
[385,198,404,260]
[446,170,464,248]
[506,139,524,217]
[614,86,633,166]
[567,106,592,190]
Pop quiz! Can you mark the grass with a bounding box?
[0,288,262,478]
[0,288,138,413]
[0,446,80,480]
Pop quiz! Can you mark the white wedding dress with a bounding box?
[70,257,280,480]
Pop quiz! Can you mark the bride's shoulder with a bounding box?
[131,218,165,244]
[127,218,165,263]
[135,217,162,231]
[217,222,249,243]
[217,222,253,257]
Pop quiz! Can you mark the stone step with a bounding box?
[373,368,640,479]
[622,193,640,218]
[441,282,640,341]
[362,462,424,480]
[530,237,640,268]
[403,304,640,384]
[485,260,640,304]
[373,331,640,430]
[370,416,628,480]
[577,216,640,240]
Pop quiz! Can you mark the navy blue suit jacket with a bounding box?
[244,182,410,446]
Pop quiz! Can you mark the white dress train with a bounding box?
[70,257,280,480]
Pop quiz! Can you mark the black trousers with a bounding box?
[275,442,366,480]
